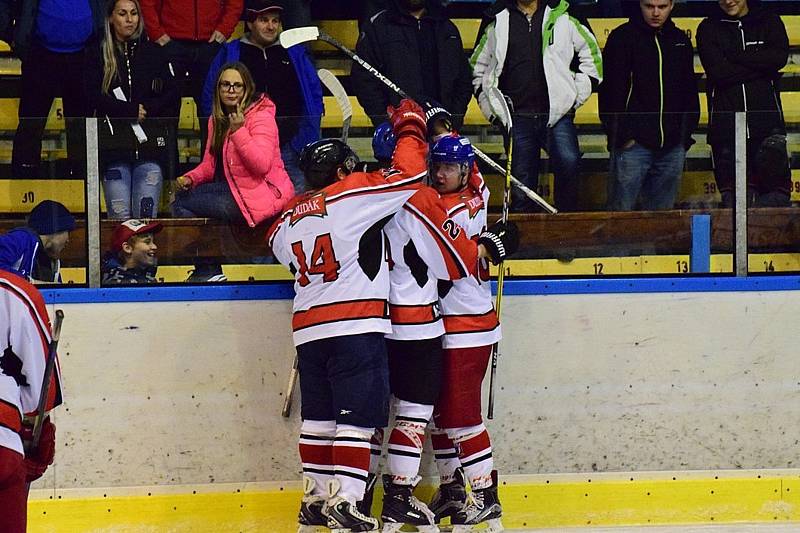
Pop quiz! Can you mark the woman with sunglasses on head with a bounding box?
[85,0,179,219]
[172,61,294,226]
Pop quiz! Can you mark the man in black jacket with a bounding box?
[599,0,699,211]
[352,0,473,129]
[697,0,790,207]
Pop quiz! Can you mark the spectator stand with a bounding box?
[1,8,800,281]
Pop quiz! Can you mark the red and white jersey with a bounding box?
[0,270,62,455]
[438,167,501,349]
[269,136,426,346]
[385,186,480,341]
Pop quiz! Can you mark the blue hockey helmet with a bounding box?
[430,135,474,166]
[372,121,396,164]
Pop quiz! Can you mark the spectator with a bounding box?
[471,0,603,212]
[352,0,473,129]
[102,219,162,284]
[85,0,179,220]
[0,270,61,533]
[697,0,790,207]
[201,0,323,194]
[0,200,76,284]
[0,0,106,178]
[172,62,294,227]
[599,0,699,211]
[140,0,243,133]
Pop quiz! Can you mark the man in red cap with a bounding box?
[101,219,163,285]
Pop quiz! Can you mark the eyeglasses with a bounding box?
[219,81,245,92]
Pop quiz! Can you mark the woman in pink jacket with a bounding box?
[172,62,294,227]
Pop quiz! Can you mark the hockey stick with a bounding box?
[281,352,299,417]
[317,68,352,143]
[486,91,512,420]
[30,309,64,449]
[280,26,558,214]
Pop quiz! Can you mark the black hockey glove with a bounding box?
[420,98,452,136]
[478,221,520,265]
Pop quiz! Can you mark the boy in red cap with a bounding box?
[101,219,163,284]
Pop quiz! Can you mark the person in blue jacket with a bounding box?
[201,0,323,194]
[0,200,76,284]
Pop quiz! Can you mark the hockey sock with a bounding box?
[430,426,460,484]
[449,424,494,490]
[299,419,336,496]
[387,399,433,484]
[369,428,384,475]
[333,424,374,504]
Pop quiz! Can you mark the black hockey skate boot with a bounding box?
[325,479,380,532]
[428,467,467,524]
[451,470,503,533]
[380,474,439,532]
[297,476,327,533]
[357,473,378,516]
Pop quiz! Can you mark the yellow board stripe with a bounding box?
[26,472,800,531]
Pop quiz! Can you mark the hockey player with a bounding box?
[0,269,62,532]
[269,98,432,533]
[427,134,508,532]
[370,121,518,533]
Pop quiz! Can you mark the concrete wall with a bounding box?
[40,289,800,490]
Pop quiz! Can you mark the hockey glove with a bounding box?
[387,99,426,141]
[20,417,56,483]
[420,98,452,137]
[478,221,520,265]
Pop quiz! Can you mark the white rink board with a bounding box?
[38,290,800,490]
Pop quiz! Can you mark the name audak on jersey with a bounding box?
[290,193,327,226]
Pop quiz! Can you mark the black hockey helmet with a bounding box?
[299,139,360,190]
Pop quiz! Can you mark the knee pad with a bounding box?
[446,423,486,444]
[301,419,336,438]
[336,424,374,441]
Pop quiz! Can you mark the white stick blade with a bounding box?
[280,26,320,49]
[317,69,353,119]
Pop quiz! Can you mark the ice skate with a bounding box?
[357,472,378,516]
[428,467,467,524]
[381,474,439,532]
[325,478,380,532]
[297,476,328,533]
[451,471,503,533]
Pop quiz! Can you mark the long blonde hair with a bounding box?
[101,0,144,95]
[211,62,257,155]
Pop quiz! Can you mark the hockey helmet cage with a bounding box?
[372,121,396,163]
[430,135,474,166]
[299,138,360,189]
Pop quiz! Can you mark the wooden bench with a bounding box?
[0,209,797,275]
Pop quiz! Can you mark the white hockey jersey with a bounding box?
[438,167,501,349]
[385,186,480,341]
[269,135,427,346]
[0,270,62,455]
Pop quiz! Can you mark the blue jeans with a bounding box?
[281,142,305,195]
[511,114,581,212]
[608,143,686,211]
[171,180,245,223]
[103,160,163,219]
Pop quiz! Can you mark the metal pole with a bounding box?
[734,112,747,277]
[85,118,101,288]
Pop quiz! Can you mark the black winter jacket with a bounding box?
[599,14,699,151]
[84,36,180,167]
[696,6,788,145]
[352,0,473,128]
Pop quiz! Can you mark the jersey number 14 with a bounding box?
[291,234,341,286]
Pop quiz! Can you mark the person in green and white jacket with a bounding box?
[470,0,602,212]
